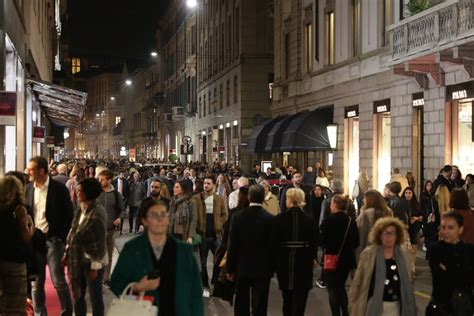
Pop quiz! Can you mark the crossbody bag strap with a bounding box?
[337,217,352,257]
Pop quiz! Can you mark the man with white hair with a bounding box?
[53,163,69,185]
[228,176,249,209]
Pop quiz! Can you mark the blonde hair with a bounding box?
[161,185,171,199]
[369,217,407,246]
[435,184,450,215]
[0,176,25,212]
[286,188,306,209]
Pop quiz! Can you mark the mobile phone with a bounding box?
[148,270,160,280]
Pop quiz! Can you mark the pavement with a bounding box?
[58,221,433,315]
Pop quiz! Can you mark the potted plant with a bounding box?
[407,0,431,16]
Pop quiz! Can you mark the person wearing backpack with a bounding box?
[97,169,125,287]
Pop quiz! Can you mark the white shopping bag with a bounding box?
[107,283,158,316]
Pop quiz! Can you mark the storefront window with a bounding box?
[348,117,360,191]
[378,113,391,191]
[455,101,474,174]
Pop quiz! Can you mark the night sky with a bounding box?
[68,0,168,60]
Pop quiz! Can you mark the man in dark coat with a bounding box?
[433,165,454,192]
[26,156,74,316]
[226,185,274,316]
[280,172,312,213]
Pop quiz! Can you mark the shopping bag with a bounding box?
[107,282,158,316]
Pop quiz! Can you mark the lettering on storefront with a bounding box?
[373,99,391,114]
[344,105,359,119]
[412,92,425,107]
[452,90,467,100]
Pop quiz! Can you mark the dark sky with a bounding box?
[68,0,168,60]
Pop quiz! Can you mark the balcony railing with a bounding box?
[389,0,474,62]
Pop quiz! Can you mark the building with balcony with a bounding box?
[262,0,474,194]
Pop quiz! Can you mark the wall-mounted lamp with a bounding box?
[327,123,338,150]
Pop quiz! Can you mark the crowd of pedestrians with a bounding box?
[0,157,473,316]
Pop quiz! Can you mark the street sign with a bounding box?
[0,92,17,125]
[219,146,225,153]
[33,126,46,143]
[46,136,55,148]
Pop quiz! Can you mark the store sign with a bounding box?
[373,99,391,114]
[46,136,55,148]
[447,82,474,101]
[119,146,127,157]
[212,147,218,153]
[33,126,45,143]
[181,144,193,155]
[344,105,359,119]
[0,92,17,125]
[412,92,424,107]
[219,146,225,153]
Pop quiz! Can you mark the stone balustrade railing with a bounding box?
[389,0,474,61]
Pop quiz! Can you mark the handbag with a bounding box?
[351,181,360,200]
[324,217,351,272]
[107,283,158,316]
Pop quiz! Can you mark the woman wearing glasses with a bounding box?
[110,199,204,315]
[349,217,416,316]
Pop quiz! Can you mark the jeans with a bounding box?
[71,263,104,316]
[31,237,72,316]
[234,278,271,316]
[103,230,115,282]
[281,289,309,316]
[128,206,140,233]
[326,269,350,316]
[199,236,219,287]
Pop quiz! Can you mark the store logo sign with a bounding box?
[344,105,359,119]
[347,110,357,118]
[376,105,388,113]
[412,98,424,107]
[452,90,467,100]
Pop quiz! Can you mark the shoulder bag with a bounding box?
[324,217,351,272]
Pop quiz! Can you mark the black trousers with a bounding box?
[234,277,270,316]
[326,268,350,316]
[281,289,309,316]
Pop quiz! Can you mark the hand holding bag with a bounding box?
[107,283,158,316]
[324,217,351,272]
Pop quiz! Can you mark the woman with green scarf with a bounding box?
[349,217,417,316]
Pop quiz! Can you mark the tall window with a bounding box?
[72,57,81,74]
[203,95,207,117]
[284,33,290,78]
[325,12,335,65]
[352,0,361,57]
[227,79,231,106]
[383,0,393,46]
[235,7,240,59]
[199,97,202,118]
[220,84,223,109]
[315,3,319,61]
[233,76,238,103]
[304,6,313,74]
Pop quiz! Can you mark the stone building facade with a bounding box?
[268,0,474,194]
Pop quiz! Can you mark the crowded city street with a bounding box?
[2,0,474,315]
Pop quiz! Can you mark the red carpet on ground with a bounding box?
[44,266,62,315]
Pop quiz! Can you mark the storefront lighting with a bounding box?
[150,51,158,57]
[219,124,224,130]
[202,131,206,136]
[459,110,469,122]
[32,110,37,122]
[186,0,198,8]
[125,79,132,86]
[233,120,238,126]
[63,129,69,139]
[95,113,100,117]
[327,123,338,150]
[226,122,231,128]
[110,96,115,101]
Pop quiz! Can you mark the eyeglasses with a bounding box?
[147,212,168,220]
[381,230,397,237]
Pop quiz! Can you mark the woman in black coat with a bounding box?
[321,194,359,316]
[420,180,440,249]
[272,188,318,316]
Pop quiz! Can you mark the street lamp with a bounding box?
[186,0,198,8]
[125,79,132,86]
[150,51,158,57]
[327,123,338,150]
[110,96,115,101]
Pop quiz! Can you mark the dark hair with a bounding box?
[75,168,86,182]
[466,174,474,182]
[98,169,113,180]
[449,188,470,210]
[248,184,265,204]
[393,167,400,174]
[237,186,250,209]
[175,181,188,195]
[194,179,204,193]
[423,180,434,194]
[401,187,420,212]
[79,178,103,201]
[442,211,464,227]
[332,194,350,211]
[292,172,302,179]
[151,178,161,185]
[204,175,216,184]
[5,171,28,186]
[442,165,453,173]
[29,156,49,174]
[388,181,402,195]
[138,199,168,224]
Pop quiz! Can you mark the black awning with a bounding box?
[246,116,286,153]
[264,113,303,152]
[26,78,88,128]
[280,107,334,152]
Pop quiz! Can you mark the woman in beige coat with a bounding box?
[260,180,280,215]
[349,217,416,316]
